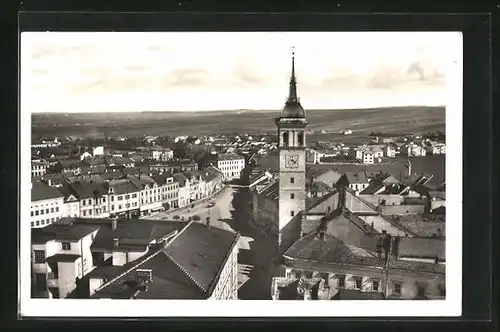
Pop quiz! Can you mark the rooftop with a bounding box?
[32,221,99,243]
[92,222,240,299]
[388,214,445,237]
[31,181,64,202]
[345,172,368,184]
[217,153,244,161]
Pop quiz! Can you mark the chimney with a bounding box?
[111,218,118,230]
[113,238,119,248]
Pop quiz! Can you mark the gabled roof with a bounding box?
[359,182,385,195]
[90,219,185,252]
[108,179,140,195]
[69,181,108,199]
[173,173,187,187]
[31,181,64,202]
[93,222,240,299]
[31,221,99,243]
[164,222,240,294]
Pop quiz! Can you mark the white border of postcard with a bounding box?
[19,31,462,317]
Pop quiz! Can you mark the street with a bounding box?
[145,184,282,300]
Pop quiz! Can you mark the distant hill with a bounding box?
[31,106,445,139]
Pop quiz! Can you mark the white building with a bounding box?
[31,221,100,298]
[216,154,245,181]
[32,159,48,178]
[129,175,164,216]
[31,181,65,228]
[93,146,105,156]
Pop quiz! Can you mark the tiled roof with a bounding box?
[261,181,279,202]
[163,222,240,294]
[388,257,445,274]
[31,222,99,243]
[397,237,446,261]
[90,219,185,251]
[359,182,385,195]
[31,181,64,202]
[284,232,383,268]
[305,189,339,212]
[69,181,108,199]
[92,250,207,299]
[109,179,140,195]
[128,174,156,190]
[389,214,445,237]
[58,159,82,168]
[93,222,239,299]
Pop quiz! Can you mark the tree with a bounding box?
[192,215,201,221]
[173,143,187,159]
[172,215,180,220]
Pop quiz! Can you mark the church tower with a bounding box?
[275,48,308,246]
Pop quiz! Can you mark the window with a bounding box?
[41,220,45,225]
[88,199,92,205]
[89,210,92,215]
[440,286,446,297]
[305,271,313,278]
[55,207,59,212]
[61,242,71,250]
[31,211,34,217]
[50,207,54,213]
[111,196,114,202]
[35,210,39,216]
[51,217,54,222]
[83,210,86,216]
[31,222,34,227]
[125,195,130,199]
[132,193,137,198]
[354,277,363,290]
[118,196,123,201]
[34,250,45,263]
[417,284,426,298]
[290,211,295,217]
[290,193,295,199]
[34,273,47,291]
[337,275,345,288]
[36,221,40,226]
[41,209,44,215]
[290,177,295,183]
[372,280,380,291]
[82,200,86,206]
[102,197,106,202]
[394,282,402,295]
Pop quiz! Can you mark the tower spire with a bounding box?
[288,46,298,102]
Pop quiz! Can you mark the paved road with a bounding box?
[145,185,282,299]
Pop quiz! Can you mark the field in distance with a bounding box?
[31,106,445,141]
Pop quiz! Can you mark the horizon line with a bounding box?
[30,104,446,115]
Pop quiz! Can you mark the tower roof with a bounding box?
[280,48,306,119]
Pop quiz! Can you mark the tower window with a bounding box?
[282,132,289,147]
[290,211,295,217]
[290,177,295,183]
[298,132,304,146]
[290,193,295,199]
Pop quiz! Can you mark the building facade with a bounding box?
[31,182,66,228]
[216,154,246,181]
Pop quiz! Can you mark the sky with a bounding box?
[20,31,462,113]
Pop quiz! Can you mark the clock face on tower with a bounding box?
[285,154,299,168]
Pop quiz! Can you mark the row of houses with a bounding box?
[31,218,240,300]
[30,167,224,229]
[306,140,446,165]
